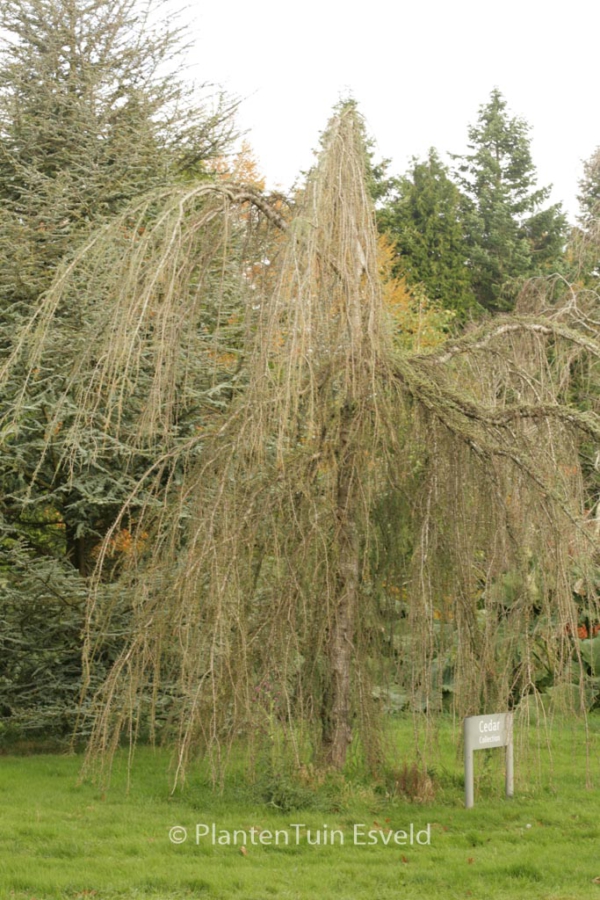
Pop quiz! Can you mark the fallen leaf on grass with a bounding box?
[240,846,248,857]
[467,857,474,865]
[592,876,600,884]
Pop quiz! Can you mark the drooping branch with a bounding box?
[417,316,600,364]
[0,178,290,467]
[396,357,600,443]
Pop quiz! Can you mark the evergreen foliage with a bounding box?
[455,88,567,311]
[578,147,600,228]
[571,146,600,284]
[0,0,237,740]
[378,148,477,320]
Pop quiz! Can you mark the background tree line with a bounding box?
[378,88,599,317]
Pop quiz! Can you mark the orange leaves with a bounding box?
[377,235,453,351]
[212,140,265,190]
[43,420,63,440]
[230,141,265,189]
[565,622,600,640]
[560,464,579,477]
[207,349,238,371]
[119,221,146,243]
[93,528,149,559]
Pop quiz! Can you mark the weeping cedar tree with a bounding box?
[0,0,237,737]
[3,104,600,782]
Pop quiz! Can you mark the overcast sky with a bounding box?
[184,1,598,221]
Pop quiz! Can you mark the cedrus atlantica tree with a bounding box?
[3,104,600,784]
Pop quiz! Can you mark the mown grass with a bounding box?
[1,714,600,899]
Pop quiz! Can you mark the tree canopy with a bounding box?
[454,88,567,311]
[0,0,238,738]
[571,146,600,285]
[378,147,477,320]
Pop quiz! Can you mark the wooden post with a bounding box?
[464,719,474,809]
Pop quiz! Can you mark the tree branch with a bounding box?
[415,316,600,364]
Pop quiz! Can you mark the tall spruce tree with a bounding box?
[578,147,600,226]
[378,148,477,320]
[455,88,567,312]
[571,146,600,284]
[0,0,237,739]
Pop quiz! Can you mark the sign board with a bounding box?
[464,712,513,808]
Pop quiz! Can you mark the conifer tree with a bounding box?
[0,0,237,738]
[578,147,600,226]
[378,148,477,320]
[455,89,567,311]
[571,146,600,284]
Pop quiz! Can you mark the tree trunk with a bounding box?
[65,520,93,577]
[324,404,359,768]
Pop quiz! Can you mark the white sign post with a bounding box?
[464,712,513,809]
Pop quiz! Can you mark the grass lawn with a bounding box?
[1,714,600,899]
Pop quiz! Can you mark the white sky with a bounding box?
[184,1,595,221]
